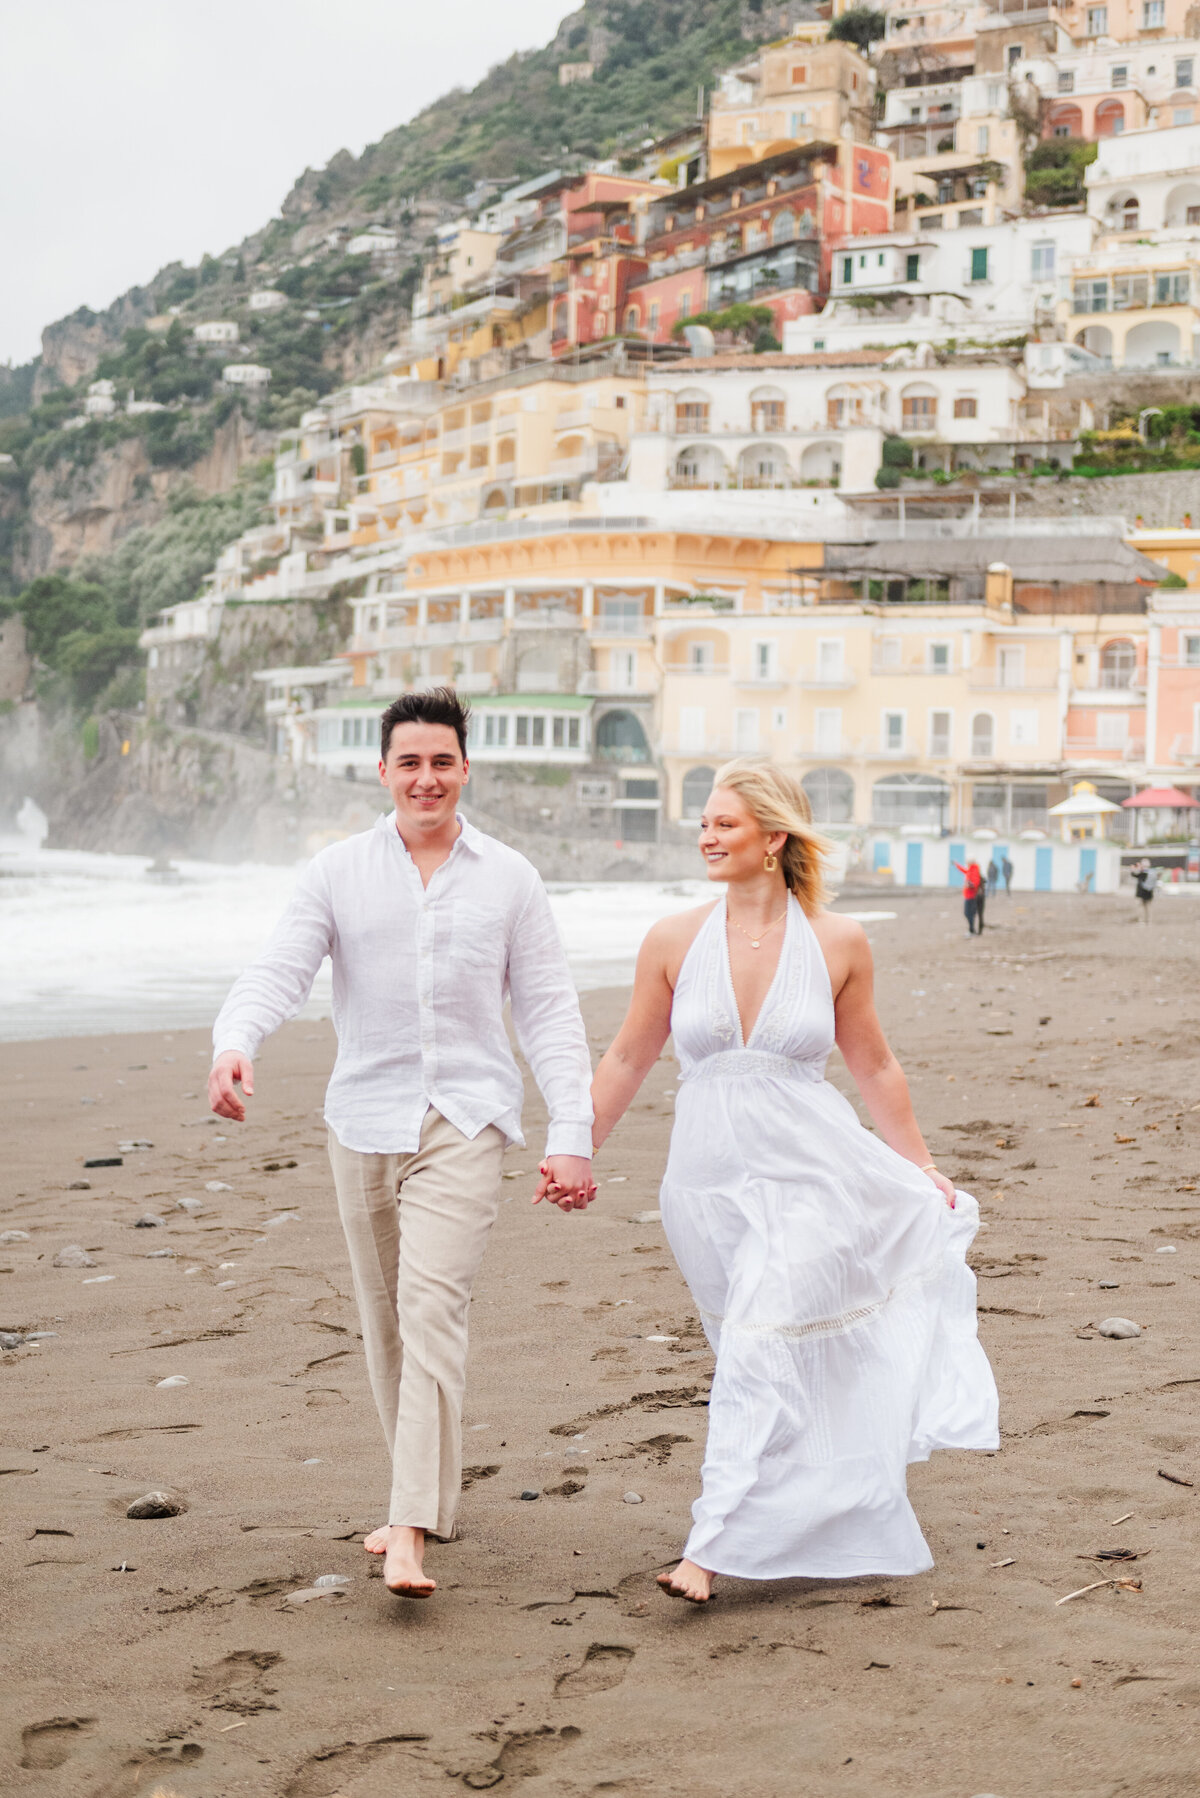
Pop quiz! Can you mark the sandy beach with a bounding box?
[2,887,1198,1798]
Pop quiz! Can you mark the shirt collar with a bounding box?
[376,810,483,857]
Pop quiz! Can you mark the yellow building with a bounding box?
[708,38,877,174]
[350,357,647,541]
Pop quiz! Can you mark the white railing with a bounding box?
[512,608,583,630]
[794,734,869,758]
[470,422,492,443]
[663,660,731,677]
[554,407,593,431]
[1064,736,1146,757]
[547,455,598,479]
[969,671,1060,690]
[440,427,467,451]
[590,615,655,638]
[800,668,857,688]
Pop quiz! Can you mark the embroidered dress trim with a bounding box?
[680,1049,823,1084]
[699,1258,943,1342]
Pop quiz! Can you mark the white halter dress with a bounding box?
[660,896,999,1582]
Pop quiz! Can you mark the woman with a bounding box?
[953,857,983,936]
[587,761,998,1603]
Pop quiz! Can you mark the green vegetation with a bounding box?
[1023,138,1098,210]
[828,8,886,50]
[1072,404,1200,476]
[345,0,760,209]
[10,468,270,711]
[671,302,777,345]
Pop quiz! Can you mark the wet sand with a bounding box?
[2,888,1198,1798]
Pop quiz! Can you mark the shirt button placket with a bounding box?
[418,899,436,1088]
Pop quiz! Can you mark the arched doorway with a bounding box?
[1094,99,1125,136]
[671,443,728,490]
[595,709,651,764]
[737,442,790,489]
[1044,105,1083,137]
[681,764,715,819]
[802,766,855,823]
[1124,320,1181,367]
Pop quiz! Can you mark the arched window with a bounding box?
[1121,196,1139,231]
[1101,639,1137,689]
[900,383,938,431]
[681,765,715,819]
[625,306,639,332]
[970,711,995,757]
[771,210,797,245]
[595,708,651,764]
[802,766,855,823]
[826,383,863,428]
[750,384,786,432]
[674,387,711,434]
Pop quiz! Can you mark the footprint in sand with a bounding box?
[19,1716,95,1770]
[554,1644,635,1698]
[282,1733,435,1796]
[463,1725,583,1789]
[190,1649,283,1714]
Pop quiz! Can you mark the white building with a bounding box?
[784,213,1097,355]
[347,227,398,256]
[223,363,271,387]
[194,320,239,345]
[84,378,117,417]
[1084,119,1200,233]
[249,289,287,312]
[628,350,1077,492]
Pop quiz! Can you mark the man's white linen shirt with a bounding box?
[212,813,593,1158]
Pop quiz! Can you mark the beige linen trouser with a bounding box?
[327,1108,505,1538]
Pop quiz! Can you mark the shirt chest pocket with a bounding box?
[449,902,509,974]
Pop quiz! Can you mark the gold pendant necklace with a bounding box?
[727,908,787,950]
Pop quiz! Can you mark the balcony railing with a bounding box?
[968,671,1060,690]
[1064,736,1146,758]
[547,454,599,480]
[554,407,594,431]
[663,659,731,676]
[590,615,655,638]
[800,668,857,688]
[511,608,583,630]
[794,734,869,758]
[1169,734,1200,760]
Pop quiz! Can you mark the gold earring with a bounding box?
[764,851,778,873]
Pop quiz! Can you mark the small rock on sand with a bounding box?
[1,1332,26,1350]
[0,1230,30,1243]
[633,1210,662,1224]
[520,1489,540,1501]
[66,1181,91,1191]
[118,1140,153,1152]
[1097,1317,1142,1339]
[134,1214,166,1229]
[53,1245,97,1269]
[286,1586,345,1605]
[126,1491,186,1519]
[205,1181,232,1192]
[623,1492,643,1504]
[177,1197,203,1214]
[155,1376,189,1389]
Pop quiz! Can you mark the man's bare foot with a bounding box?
[364,1525,390,1555]
[380,1525,436,1598]
[656,1559,715,1603]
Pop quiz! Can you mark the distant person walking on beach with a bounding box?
[577,760,998,1604]
[209,689,594,1598]
[954,857,984,935]
[986,857,1000,899]
[1002,854,1014,895]
[1132,857,1158,922]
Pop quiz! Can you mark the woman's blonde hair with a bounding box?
[710,758,832,916]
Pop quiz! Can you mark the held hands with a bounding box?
[924,1167,956,1210]
[209,1051,254,1122]
[533,1155,597,1213]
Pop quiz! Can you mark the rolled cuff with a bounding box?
[544,1121,595,1162]
[212,1032,261,1065]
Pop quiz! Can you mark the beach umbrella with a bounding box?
[1120,786,1200,808]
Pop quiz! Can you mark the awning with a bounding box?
[1122,786,1200,808]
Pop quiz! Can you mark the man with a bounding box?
[986,857,1000,899]
[209,688,594,1598]
[1001,854,1014,896]
[1132,857,1158,922]
[953,857,983,936]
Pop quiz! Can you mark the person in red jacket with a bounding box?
[954,859,983,936]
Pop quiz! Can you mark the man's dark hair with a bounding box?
[380,687,471,762]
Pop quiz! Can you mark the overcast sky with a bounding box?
[0,1,574,367]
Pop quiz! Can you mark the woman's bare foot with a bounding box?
[656,1559,715,1603]
[363,1525,389,1555]
[380,1525,436,1597]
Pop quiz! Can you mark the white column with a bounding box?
[582,581,595,620]
[503,584,515,622]
[459,590,471,631]
[417,593,429,631]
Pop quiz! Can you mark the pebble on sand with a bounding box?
[146,1248,175,1259]
[623,1492,643,1504]
[83,1157,123,1169]
[520,1489,540,1501]
[53,1245,97,1268]
[67,1181,91,1191]
[205,1181,232,1192]
[1,1332,27,1350]
[1097,1317,1142,1339]
[155,1375,189,1389]
[118,1140,153,1152]
[134,1214,166,1229]
[632,1210,662,1224]
[286,1586,346,1605]
[126,1491,186,1519]
[0,1230,30,1244]
[177,1197,204,1214]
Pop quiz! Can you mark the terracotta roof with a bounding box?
[667,350,892,370]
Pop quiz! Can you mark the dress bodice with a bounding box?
[671,895,835,1085]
